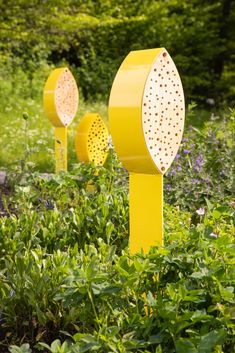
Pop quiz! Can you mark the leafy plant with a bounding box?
[165,109,235,213]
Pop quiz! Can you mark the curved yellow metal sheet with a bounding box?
[129,173,163,254]
[43,67,78,127]
[108,48,185,254]
[109,49,163,174]
[75,113,109,166]
[108,48,185,175]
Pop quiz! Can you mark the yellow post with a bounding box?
[109,48,185,253]
[55,127,67,173]
[129,173,163,254]
[43,68,78,173]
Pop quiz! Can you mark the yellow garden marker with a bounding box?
[75,113,109,166]
[109,48,185,254]
[43,68,79,173]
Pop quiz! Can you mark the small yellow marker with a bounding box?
[109,48,185,254]
[75,113,109,166]
[43,68,79,173]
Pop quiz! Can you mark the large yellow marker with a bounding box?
[109,48,185,254]
[75,113,109,166]
[43,68,79,173]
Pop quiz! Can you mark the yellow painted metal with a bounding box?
[43,67,78,127]
[109,49,165,253]
[108,48,185,253]
[75,113,108,166]
[44,68,66,127]
[109,48,163,175]
[55,127,67,173]
[129,173,163,254]
[43,67,79,173]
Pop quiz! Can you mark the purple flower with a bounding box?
[195,155,204,166]
[169,169,176,176]
[183,149,190,154]
[177,165,182,171]
[192,178,199,184]
[196,208,205,216]
[193,155,204,171]
[182,137,189,142]
[175,153,180,159]
[45,200,54,210]
[165,184,171,190]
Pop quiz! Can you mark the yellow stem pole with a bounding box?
[129,173,163,254]
[54,127,67,173]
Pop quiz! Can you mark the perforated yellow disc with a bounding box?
[109,48,185,174]
[43,68,79,127]
[75,113,109,166]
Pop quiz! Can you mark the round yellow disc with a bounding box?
[75,113,109,166]
[109,48,185,175]
[43,67,79,127]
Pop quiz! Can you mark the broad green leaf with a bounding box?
[198,329,227,353]
[51,340,62,352]
[155,345,162,353]
[175,339,197,353]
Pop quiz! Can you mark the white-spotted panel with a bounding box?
[87,116,108,166]
[142,50,185,174]
[55,69,78,126]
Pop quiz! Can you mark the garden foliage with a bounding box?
[0,0,234,103]
[0,111,234,352]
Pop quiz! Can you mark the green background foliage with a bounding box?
[0,0,235,103]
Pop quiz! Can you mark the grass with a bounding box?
[0,98,108,173]
[0,94,230,174]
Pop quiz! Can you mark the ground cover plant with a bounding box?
[0,108,234,352]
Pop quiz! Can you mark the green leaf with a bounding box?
[198,329,227,353]
[149,334,163,344]
[219,286,234,302]
[155,345,162,353]
[212,210,222,220]
[51,340,62,353]
[175,339,197,353]
[38,342,52,352]
[72,334,101,352]
[9,344,32,353]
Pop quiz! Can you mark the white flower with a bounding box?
[210,232,219,238]
[196,208,205,216]
[108,135,113,148]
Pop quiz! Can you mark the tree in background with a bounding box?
[0,0,234,104]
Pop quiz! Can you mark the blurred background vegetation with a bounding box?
[0,0,234,104]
